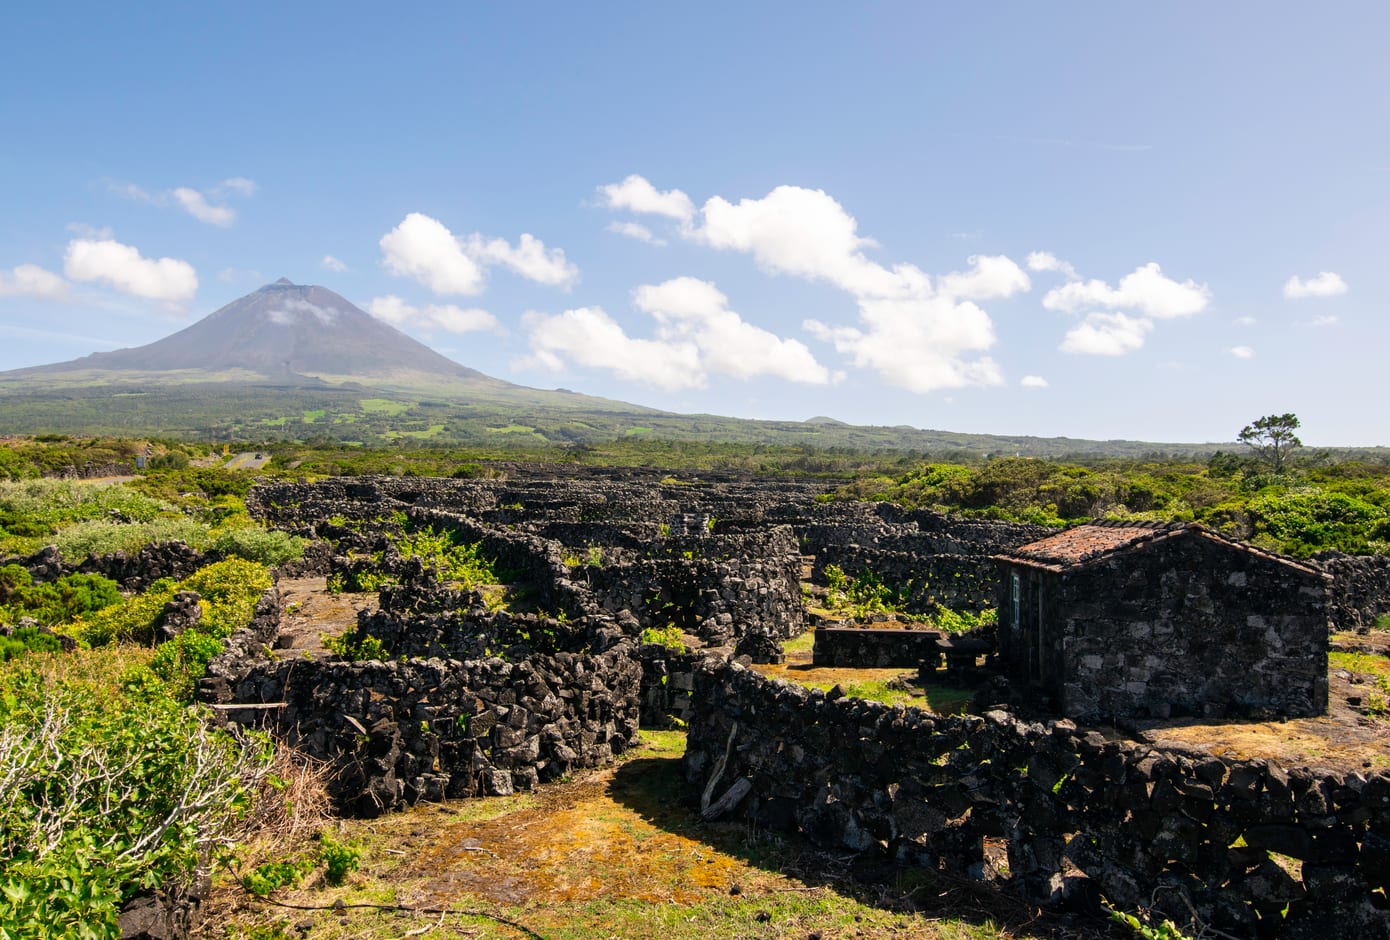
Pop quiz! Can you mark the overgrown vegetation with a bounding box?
[832,455,1390,556]
[0,648,271,937]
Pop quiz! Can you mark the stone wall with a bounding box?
[1319,552,1390,633]
[205,645,640,816]
[685,661,1390,938]
[811,625,943,668]
[812,549,1002,613]
[10,540,209,591]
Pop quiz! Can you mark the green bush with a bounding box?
[1,572,122,628]
[150,631,225,702]
[0,656,270,937]
[640,625,687,653]
[54,516,210,563]
[212,527,305,567]
[322,632,385,662]
[77,559,271,649]
[0,627,63,662]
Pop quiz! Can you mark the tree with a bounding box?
[1238,413,1302,472]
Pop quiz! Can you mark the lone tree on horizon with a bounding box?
[1238,413,1302,472]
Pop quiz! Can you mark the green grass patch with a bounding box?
[359,398,411,416]
[485,424,538,434]
[301,409,326,423]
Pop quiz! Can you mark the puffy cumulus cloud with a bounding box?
[367,295,500,335]
[937,255,1031,301]
[320,255,348,273]
[521,278,835,390]
[694,185,916,298]
[464,232,578,289]
[805,296,1002,393]
[380,213,486,294]
[607,221,665,246]
[596,175,695,222]
[63,238,197,303]
[633,277,835,385]
[599,177,1028,393]
[1025,251,1078,279]
[1284,271,1348,299]
[1059,313,1152,356]
[1020,375,1049,389]
[380,213,576,295]
[1230,345,1256,359]
[0,264,69,300]
[520,306,703,390]
[1043,262,1210,320]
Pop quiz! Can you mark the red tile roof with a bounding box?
[993,520,1323,575]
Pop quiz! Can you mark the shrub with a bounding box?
[640,625,687,653]
[76,559,271,649]
[212,527,305,567]
[1,572,122,627]
[0,654,271,936]
[150,630,225,702]
[54,516,210,563]
[322,632,385,662]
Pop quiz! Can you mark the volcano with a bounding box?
[8,278,514,392]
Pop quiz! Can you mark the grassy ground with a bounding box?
[752,632,976,714]
[202,731,1079,940]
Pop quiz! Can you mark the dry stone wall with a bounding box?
[685,661,1390,938]
[1319,552,1390,632]
[205,640,640,816]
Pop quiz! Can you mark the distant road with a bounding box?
[223,452,271,471]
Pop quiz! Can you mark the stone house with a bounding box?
[992,521,1330,720]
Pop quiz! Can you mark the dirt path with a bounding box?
[274,576,378,657]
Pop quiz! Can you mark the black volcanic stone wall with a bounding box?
[1318,552,1390,632]
[685,661,1390,938]
[207,646,640,816]
[811,625,943,668]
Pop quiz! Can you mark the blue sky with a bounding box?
[1,3,1385,445]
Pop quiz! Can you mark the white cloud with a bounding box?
[171,187,236,226]
[671,182,1015,392]
[220,177,257,196]
[1043,262,1210,320]
[597,175,694,222]
[1059,313,1152,356]
[380,213,577,295]
[268,299,337,326]
[521,278,834,389]
[112,178,254,226]
[464,232,578,289]
[1233,315,1257,327]
[937,255,1031,301]
[380,213,486,295]
[1309,314,1340,327]
[320,255,348,273]
[1283,271,1348,299]
[1025,251,1078,279]
[1229,345,1256,359]
[520,306,703,390]
[368,295,499,335]
[66,222,113,240]
[633,277,834,384]
[1020,375,1049,389]
[63,238,197,303]
[0,264,70,300]
[607,221,665,246]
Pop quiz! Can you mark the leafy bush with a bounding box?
[1,572,122,628]
[398,526,499,587]
[321,632,385,662]
[640,625,687,653]
[0,654,270,937]
[1246,489,1385,555]
[0,627,63,662]
[54,516,210,563]
[317,832,361,886]
[150,630,226,701]
[77,559,271,649]
[213,527,305,567]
